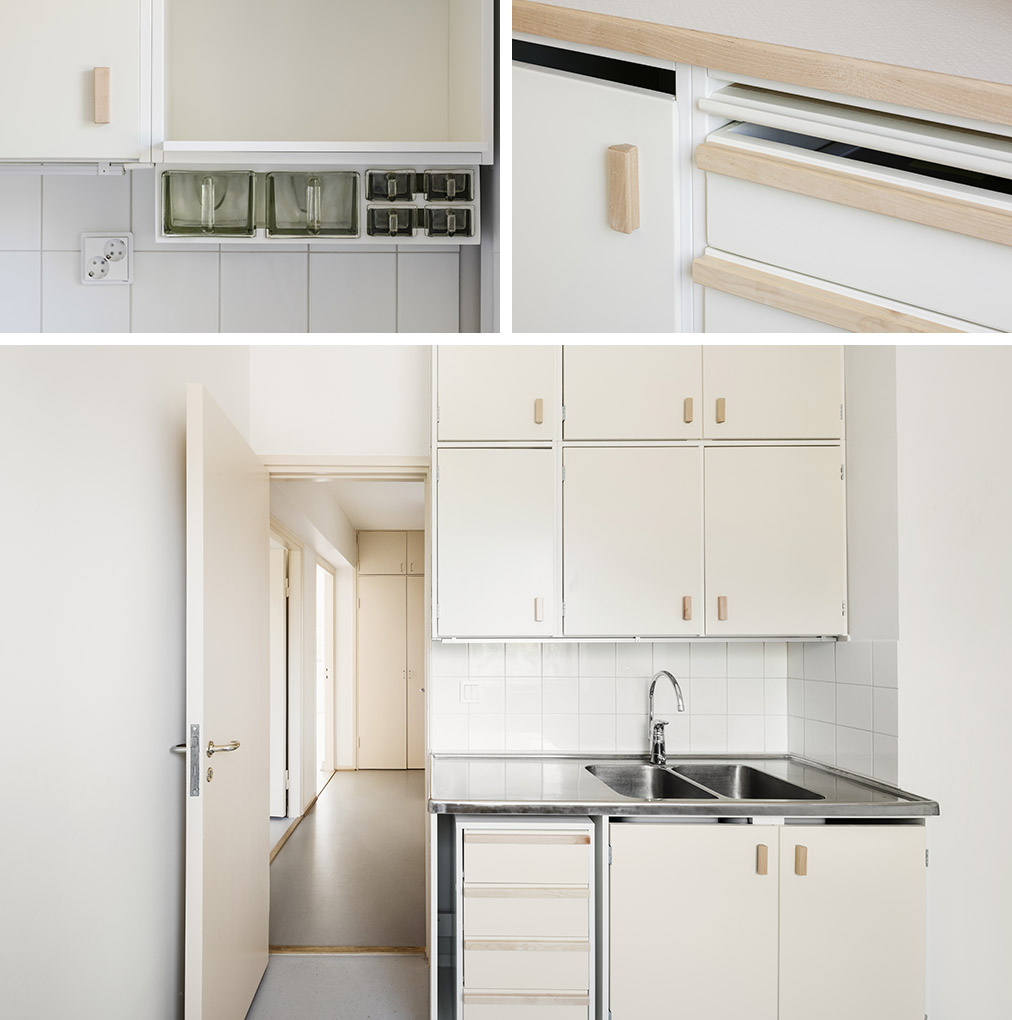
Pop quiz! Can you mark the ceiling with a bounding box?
[327,479,425,530]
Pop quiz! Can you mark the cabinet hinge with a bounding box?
[436,404,440,423]
[436,603,440,620]
[608,845,612,865]
[284,769,290,790]
[561,601,566,617]
[436,466,440,482]
[842,601,846,617]
[840,464,845,481]
[925,849,929,867]
[840,403,844,420]
[561,465,566,482]
[285,580,291,598]
[561,404,566,421]
[358,597,361,609]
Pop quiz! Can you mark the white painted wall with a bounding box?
[539,0,1012,85]
[896,345,1012,1019]
[0,346,249,1020]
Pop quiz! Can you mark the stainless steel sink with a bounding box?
[672,764,824,800]
[586,763,717,800]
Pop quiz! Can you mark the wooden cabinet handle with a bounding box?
[717,595,728,621]
[534,596,544,622]
[795,844,808,876]
[607,144,640,233]
[756,843,769,875]
[93,67,110,124]
[715,397,726,423]
[683,396,693,423]
[534,397,544,425]
[682,595,692,621]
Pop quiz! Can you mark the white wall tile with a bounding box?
[130,169,204,252]
[691,676,727,714]
[542,643,579,677]
[727,715,765,752]
[431,714,468,752]
[505,677,541,715]
[836,726,873,777]
[788,715,805,754]
[650,675,688,714]
[787,641,805,677]
[765,715,789,753]
[0,253,41,331]
[616,643,653,676]
[42,174,131,250]
[616,675,649,715]
[803,642,836,681]
[727,642,764,677]
[803,680,836,723]
[469,714,505,751]
[836,683,873,731]
[763,641,787,677]
[0,176,41,249]
[42,252,129,332]
[579,643,616,677]
[542,676,579,714]
[873,687,898,736]
[728,676,765,714]
[664,714,692,753]
[468,677,505,715]
[616,715,649,753]
[431,676,468,716]
[835,640,874,685]
[397,252,459,333]
[431,641,469,677]
[467,643,504,676]
[579,715,616,752]
[873,641,898,687]
[764,676,788,715]
[873,733,898,784]
[578,676,616,714]
[542,714,579,752]
[505,714,542,751]
[651,642,691,675]
[691,642,727,677]
[505,643,542,677]
[220,252,308,332]
[310,253,396,332]
[690,715,727,753]
[788,677,805,717]
[131,252,219,332]
[804,719,836,765]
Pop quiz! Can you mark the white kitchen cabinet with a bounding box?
[359,531,407,575]
[513,63,678,332]
[0,0,149,161]
[406,575,425,769]
[704,447,847,635]
[702,346,844,440]
[610,822,779,1020]
[438,346,556,441]
[779,825,926,1020]
[563,346,702,440]
[436,449,555,637]
[563,447,701,636]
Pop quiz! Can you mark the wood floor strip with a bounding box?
[269,945,426,955]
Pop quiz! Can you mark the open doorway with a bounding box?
[316,562,336,794]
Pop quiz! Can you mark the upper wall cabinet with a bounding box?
[157,0,494,165]
[563,346,702,440]
[0,0,150,161]
[702,346,844,440]
[359,531,425,575]
[438,346,556,441]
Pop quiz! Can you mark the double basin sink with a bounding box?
[586,762,824,802]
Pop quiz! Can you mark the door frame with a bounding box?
[316,557,337,779]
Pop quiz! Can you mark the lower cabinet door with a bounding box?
[609,822,779,1020]
[779,825,927,1020]
[513,63,678,333]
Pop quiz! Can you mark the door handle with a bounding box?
[206,740,241,757]
[171,743,186,755]
[93,67,110,124]
[607,144,640,233]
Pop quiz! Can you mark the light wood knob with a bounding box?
[93,67,110,124]
[717,596,728,621]
[607,144,640,234]
[534,397,544,425]
[534,596,544,622]
[683,396,693,423]
[756,843,769,875]
[795,844,808,876]
[682,596,692,621]
[715,397,726,423]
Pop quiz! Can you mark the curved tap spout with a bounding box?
[648,670,685,765]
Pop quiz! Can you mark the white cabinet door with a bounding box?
[407,531,425,575]
[406,575,425,769]
[513,64,677,332]
[704,447,847,636]
[436,449,555,637]
[563,448,701,636]
[780,826,926,1020]
[359,531,407,575]
[610,822,779,1020]
[702,346,844,439]
[0,0,146,160]
[563,346,702,439]
[438,345,556,441]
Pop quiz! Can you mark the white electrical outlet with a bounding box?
[81,233,133,285]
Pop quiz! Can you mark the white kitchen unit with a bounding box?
[562,447,702,636]
[704,446,847,636]
[359,531,416,576]
[435,449,555,638]
[0,0,151,161]
[562,346,702,441]
[513,53,678,332]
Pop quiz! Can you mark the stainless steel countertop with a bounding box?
[428,754,939,818]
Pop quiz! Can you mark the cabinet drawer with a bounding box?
[464,889,590,938]
[464,941,591,991]
[463,996,588,1020]
[463,832,591,885]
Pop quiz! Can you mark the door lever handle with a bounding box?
[206,740,241,757]
[171,743,186,755]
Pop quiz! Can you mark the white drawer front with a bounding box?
[464,942,591,991]
[464,1001,588,1020]
[707,174,1012,331]
[464,891,590,939]
[464,833,591,886]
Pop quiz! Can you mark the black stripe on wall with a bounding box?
[513,39,676,96]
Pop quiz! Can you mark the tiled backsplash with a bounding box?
[788,639,898,783]
[430,640,791,757]
[0,171,460,333]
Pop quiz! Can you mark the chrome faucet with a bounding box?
[648,670,685,765]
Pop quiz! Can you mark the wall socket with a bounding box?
[81,233,133,285]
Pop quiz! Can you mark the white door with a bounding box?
[704,446,847,635]
[0,0,146,160]
[513,64,678,332]
[436,448,555,637]
[702,345,845,439]
[563,447,702,636]
[185,385,270,1020]
[268,545,288,817]
[563,345,702,439]
[437,345,556,441]
[610,822,779,1020]
[779,826,926,1020]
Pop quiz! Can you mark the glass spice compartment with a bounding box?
[266,172,359,237]
[162,171,256,237]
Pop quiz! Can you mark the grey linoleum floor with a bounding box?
[269,769,427,948]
